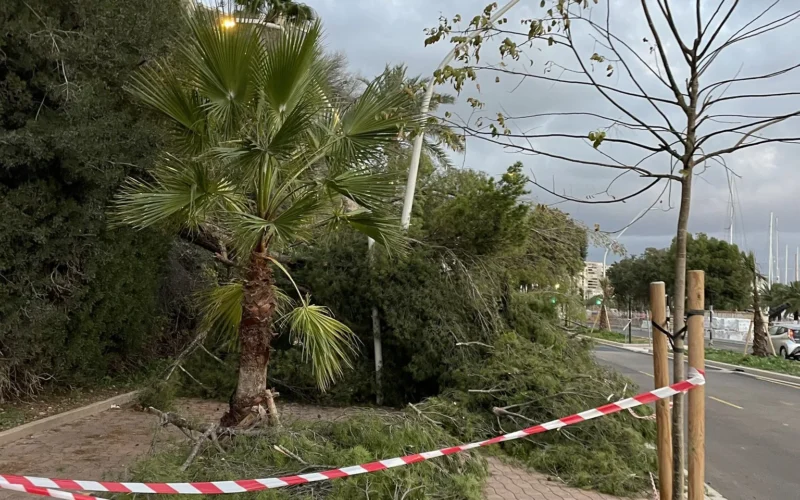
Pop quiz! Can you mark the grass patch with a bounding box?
[705,348,800,377]
[586,329,648,344]
[133,413,488,499]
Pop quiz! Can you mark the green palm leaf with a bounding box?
[182,9,261,137]
[111,155,240,229]
[127,63,208,154]
[323,209,408,256]
[324,170,400,211]
[255,20,328,122]
[280,297,359,391]
[198,282,244,349]
[326,79,419,171]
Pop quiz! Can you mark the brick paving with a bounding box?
[484,457,647,500]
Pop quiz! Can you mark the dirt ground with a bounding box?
[0,400,400,499]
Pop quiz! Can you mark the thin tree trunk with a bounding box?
[220,252,276,427]
[751,267,770,357]
[671,173,692,499]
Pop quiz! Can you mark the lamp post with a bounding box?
[399,0,522,229]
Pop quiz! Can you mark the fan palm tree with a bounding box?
[112,11,416,426]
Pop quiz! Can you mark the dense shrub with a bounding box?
[0,0,183,397]
[416,331,657,495]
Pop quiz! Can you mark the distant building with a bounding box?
[580,261,605,300]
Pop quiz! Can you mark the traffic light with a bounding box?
[595,297,602,305]
[550,297,557,304]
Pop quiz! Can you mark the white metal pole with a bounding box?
[786,245,789,284]
[776,217,780,283]
[769,212,773,286]
[795,247,798,283]
[400,0,522,229]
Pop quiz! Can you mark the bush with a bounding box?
[415,331,656,495]
[132,413,488,500]
[137,379,179,411]
[0,0,184,398]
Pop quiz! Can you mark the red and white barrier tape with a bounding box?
[0,369,704,499]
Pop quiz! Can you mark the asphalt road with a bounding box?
[594,345,800,500]
[608,325,746,352]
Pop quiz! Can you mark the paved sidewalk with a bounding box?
[484,458,647,500]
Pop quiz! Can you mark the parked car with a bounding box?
[768,322,800,359]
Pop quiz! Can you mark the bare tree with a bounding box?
[425,1,800,497]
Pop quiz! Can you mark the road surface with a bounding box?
[594,345,800,500]
[606,324,747,352]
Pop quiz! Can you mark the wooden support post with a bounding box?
[649,281,672,500]
[687,271,706,500]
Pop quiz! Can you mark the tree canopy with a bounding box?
[607,234,749,310]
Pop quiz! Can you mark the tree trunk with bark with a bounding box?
[751,263,770,357]
[220,252,277,427]
[671,168,693,499]
[599,304,610,331]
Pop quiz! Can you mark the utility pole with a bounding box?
[795,247,798,283]
[768,212,774,286]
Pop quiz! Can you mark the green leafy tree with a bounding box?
[608,235,748,311]
[112,13,415,425]
[0,0,183,398]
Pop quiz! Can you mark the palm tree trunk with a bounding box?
[220,252,276,427]
[751,264,770,357]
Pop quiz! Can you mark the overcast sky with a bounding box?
[311,0,799,273]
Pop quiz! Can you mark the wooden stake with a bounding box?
[742,320,753,355]
[649,281,672,500]
[687,271,706,500]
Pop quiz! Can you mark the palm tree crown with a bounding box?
[112,10,417,401]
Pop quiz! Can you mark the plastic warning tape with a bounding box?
[0,369,704,499]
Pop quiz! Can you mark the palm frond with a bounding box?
[111,155,240,229]
[227,192,321,256]
[255,20,328,121]
[269,191,323,243]
[127,63,208,154]
[279,297,359,391]
[327,79,419,171]
[324,170,401,211]
[273,285,295,316]
[423,140,455,169]
[198,282,243,349]
[182,9,261,137]
[322,209,408,256]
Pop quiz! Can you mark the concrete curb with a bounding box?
[0,391,139,447]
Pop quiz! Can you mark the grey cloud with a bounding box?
[313,0,800,272]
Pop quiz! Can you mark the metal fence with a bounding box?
[588,308,752,351]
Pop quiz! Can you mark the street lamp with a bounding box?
[400,0,522,229]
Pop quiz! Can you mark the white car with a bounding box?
[769,322,800,360]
